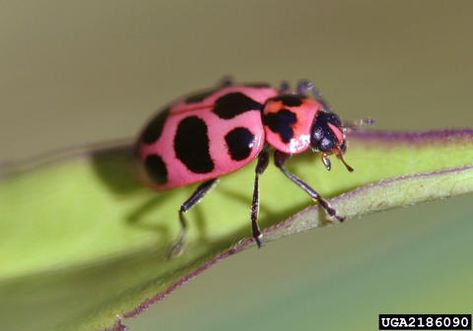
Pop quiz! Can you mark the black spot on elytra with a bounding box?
[174,116,214,173]
[225,127,255,161]
[263,109,297,143]
[243,82,271,88]
[270,95,305,107]
[141,107,170,144]
[144,154,168,185]
[185,88,218,104]
[213,92,263,119]
[310,111,343,152]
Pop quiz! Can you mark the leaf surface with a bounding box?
[0,130,472,331]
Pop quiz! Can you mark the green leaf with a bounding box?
[1,130,472,331]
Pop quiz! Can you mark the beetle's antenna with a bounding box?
[336,148,354,172]
[342,118,375,132]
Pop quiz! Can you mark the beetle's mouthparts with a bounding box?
[321,153,331,171]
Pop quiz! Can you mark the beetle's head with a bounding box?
[310,110,353,172]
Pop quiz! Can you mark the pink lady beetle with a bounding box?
[137,78,364,255]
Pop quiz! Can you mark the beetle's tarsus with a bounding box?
[167,231,186,258]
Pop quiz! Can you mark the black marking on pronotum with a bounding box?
[270,95,305,107]
[185,88,218,104]
[174,116,214,173]
[141,107,170,144]
[225,127,255,161]
[263,109,297,143]
[310,111,343,152]
[213,92,263,119]
[144,154,168,185]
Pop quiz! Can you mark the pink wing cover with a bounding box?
[140,85,277,189]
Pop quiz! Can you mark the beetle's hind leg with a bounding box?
[168,179,219,257]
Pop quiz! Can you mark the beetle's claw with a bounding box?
[167,232,186,258]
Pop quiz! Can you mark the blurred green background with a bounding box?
[1,1,472,331]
